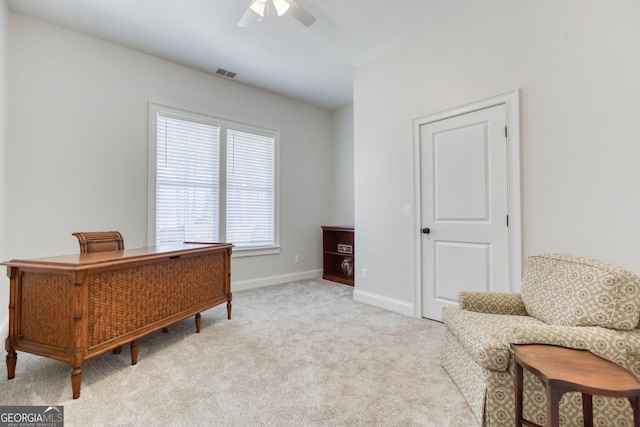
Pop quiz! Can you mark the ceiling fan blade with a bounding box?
[287,0,316,27]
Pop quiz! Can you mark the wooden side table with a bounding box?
[511,344,640,427]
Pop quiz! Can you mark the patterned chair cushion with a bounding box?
[502,324,640,377]
[442,306,546,371]
[521,254,640,330]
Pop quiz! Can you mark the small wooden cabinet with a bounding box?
[322,226,354,286]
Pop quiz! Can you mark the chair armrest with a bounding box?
[503,325,640,377]
[458,292,527,315]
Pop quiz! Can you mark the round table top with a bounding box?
[512,344,640,397]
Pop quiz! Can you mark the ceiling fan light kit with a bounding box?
[248,0,266,17]
[238,0,316,28]
[272,0,290,16]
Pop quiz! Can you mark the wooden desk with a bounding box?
[3,242,233,399]
[512,344,640,427]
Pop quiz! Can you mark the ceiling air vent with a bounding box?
[216,68,236,79]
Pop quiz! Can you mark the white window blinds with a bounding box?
[156,114,220,245]
[226,129,275,248]
[152,106,278,252]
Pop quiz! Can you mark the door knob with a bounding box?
[422,227,430,234]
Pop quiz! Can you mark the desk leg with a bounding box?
[227,292,233,320]
[515,361,523,426]
[71,365,82,399]
[629,397,640,427]
[582,393,593,427]
[6,349,17,380]
[130,340,139,365]
[195,313,201,333]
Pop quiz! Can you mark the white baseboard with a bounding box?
[353,289,415,317]
[232,269,323,292]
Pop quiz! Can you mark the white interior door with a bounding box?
[420,104,509,321]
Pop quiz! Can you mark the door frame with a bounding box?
[412,90,522,318]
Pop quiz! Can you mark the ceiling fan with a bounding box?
[238,0,316,28]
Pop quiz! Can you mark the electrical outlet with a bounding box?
[362,268,368,279]
[404,204,412,216]
[295,255,300,263]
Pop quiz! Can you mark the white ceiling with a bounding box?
[7,0,472,110]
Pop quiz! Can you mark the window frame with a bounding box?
[148,103,280,257]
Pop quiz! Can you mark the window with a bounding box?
[155,113,220,245]
[148,104,278,255]
[226,129,275,248]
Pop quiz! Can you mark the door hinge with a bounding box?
[506,215,509,226]
[505,126,508,138]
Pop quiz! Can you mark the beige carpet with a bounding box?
[0,279,477,426]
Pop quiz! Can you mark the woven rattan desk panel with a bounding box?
[3,242,233,399]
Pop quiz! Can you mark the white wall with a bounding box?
[353,0,640,315]
[0,0,8,335]
[6,13,336,292]
[330,104,354,226]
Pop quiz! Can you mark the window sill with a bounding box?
[231,246,281,258]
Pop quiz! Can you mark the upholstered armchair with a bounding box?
[441,253,640,427]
